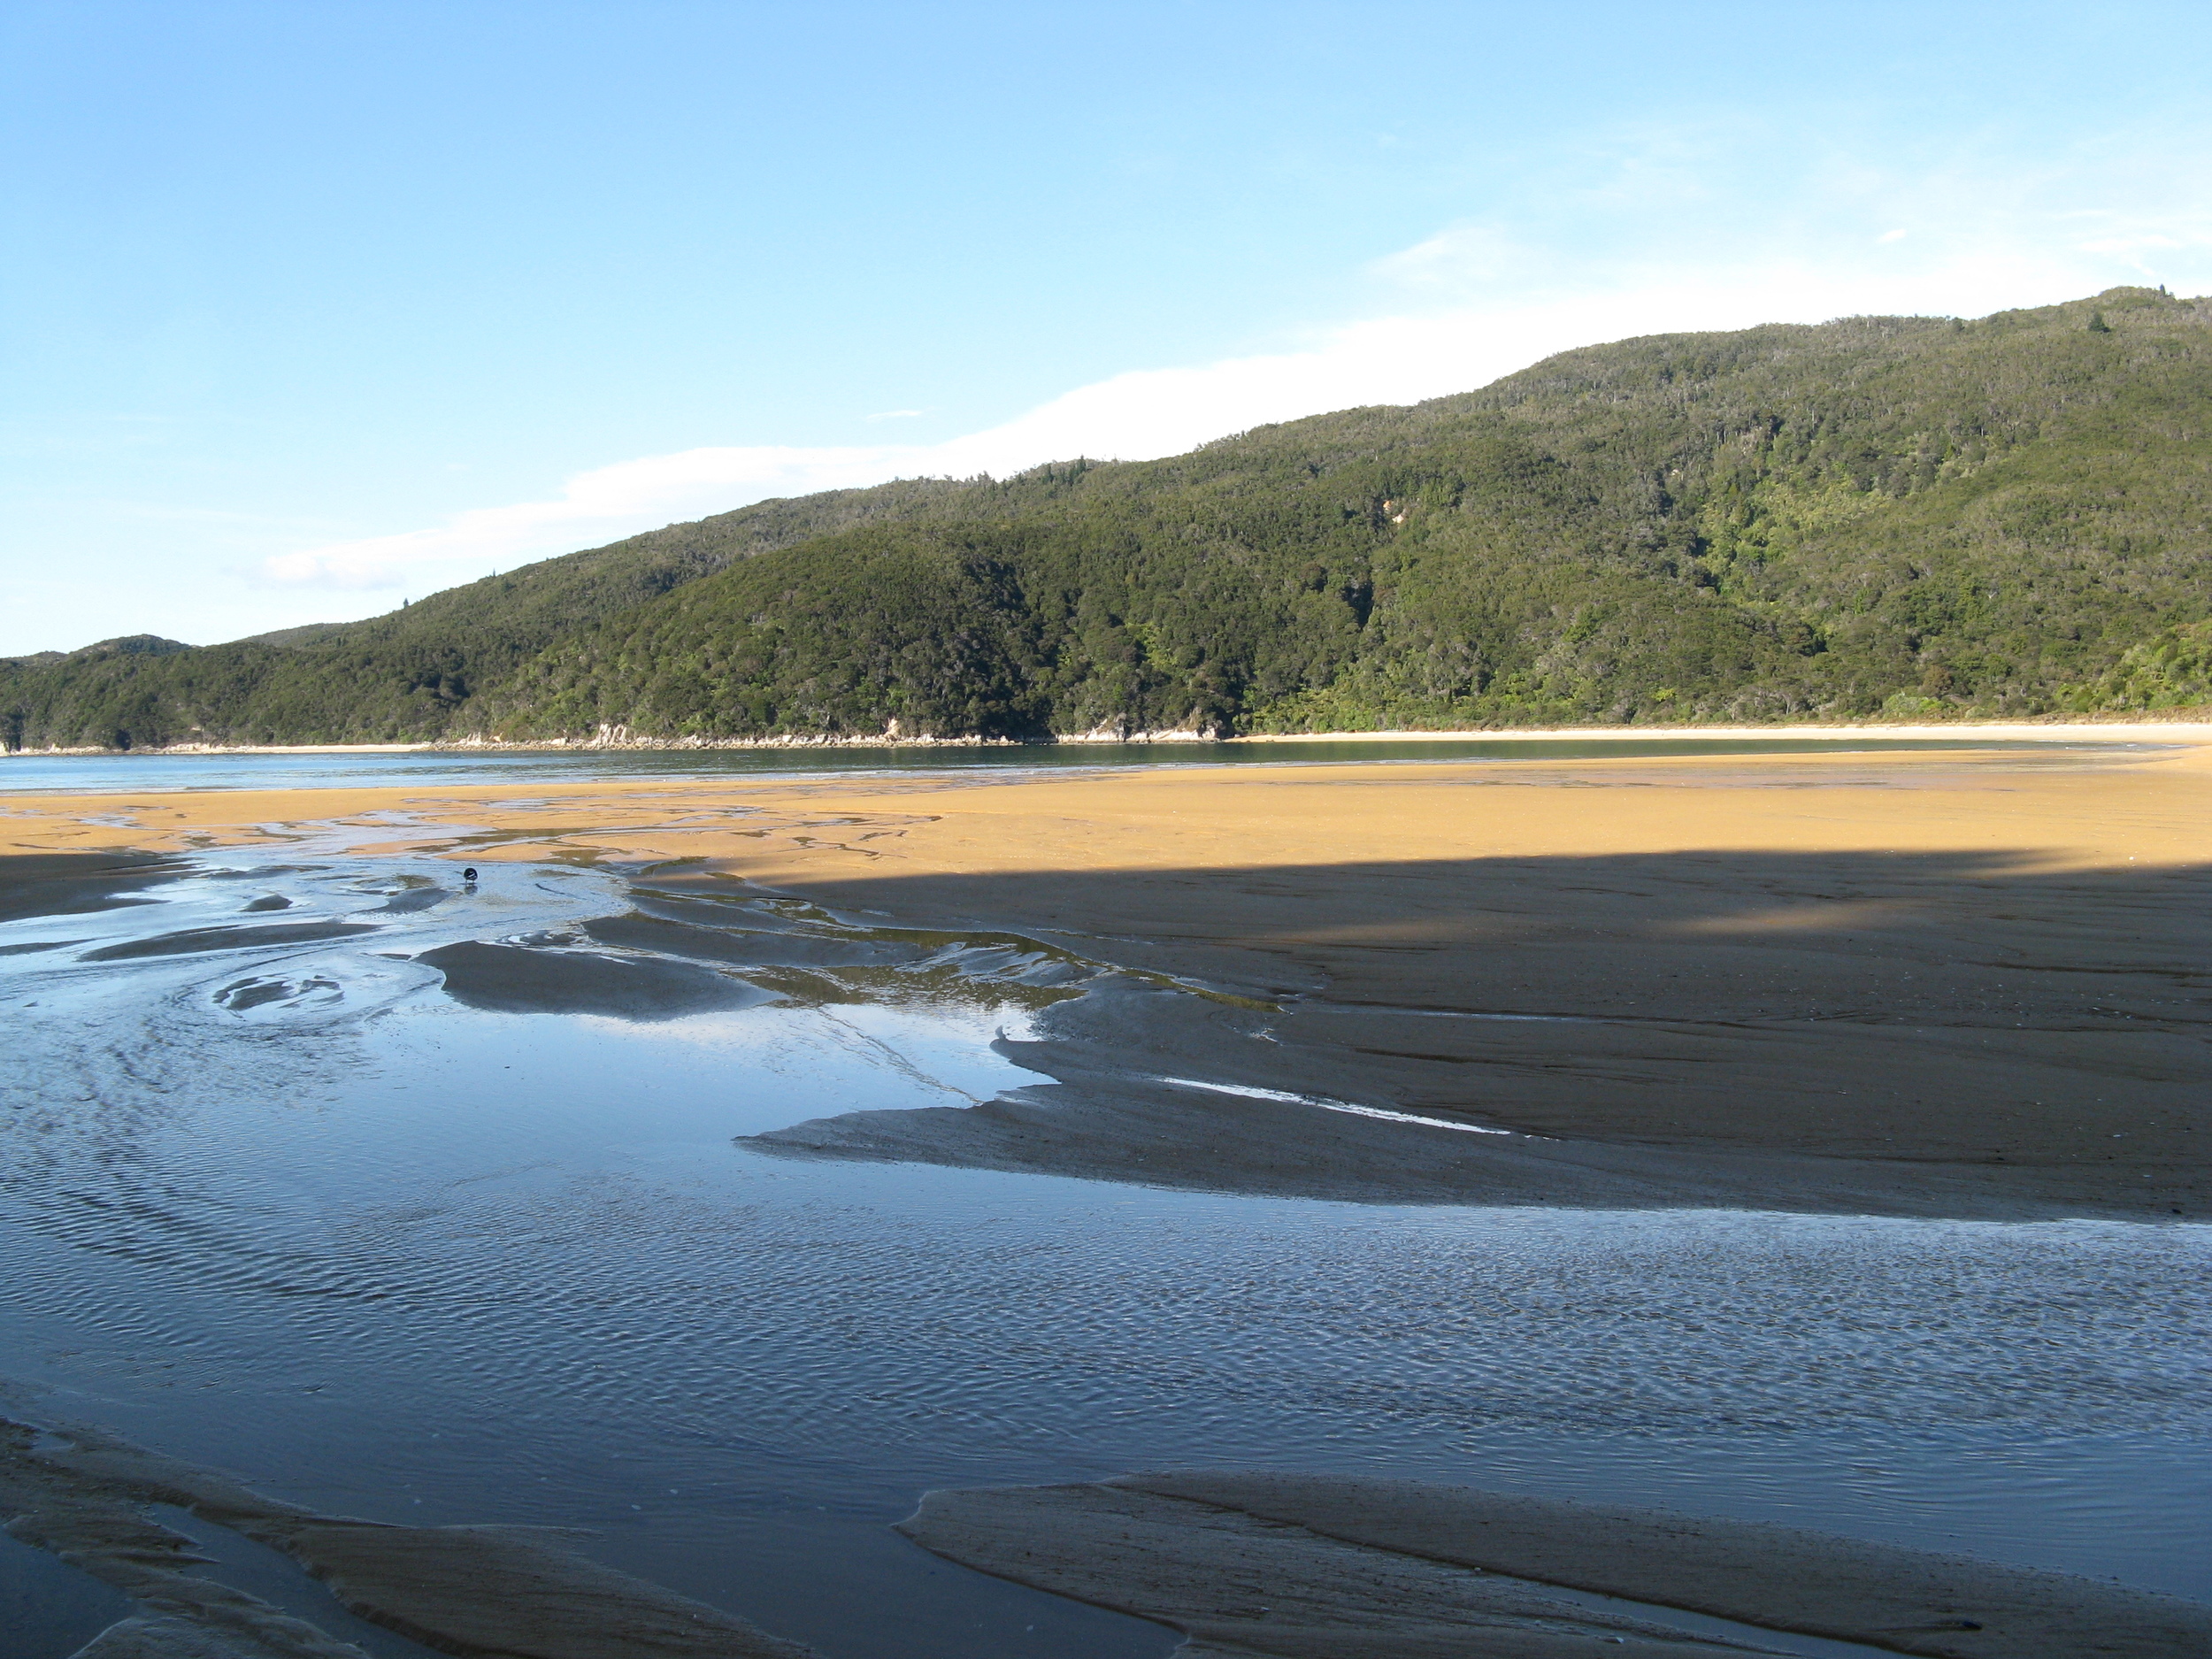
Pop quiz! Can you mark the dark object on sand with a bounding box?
[462,865,478,882]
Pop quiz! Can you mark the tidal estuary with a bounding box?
[2,741,2208,1656]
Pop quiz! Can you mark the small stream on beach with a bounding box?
[2,815,2208,1656]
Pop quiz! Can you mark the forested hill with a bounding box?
[9,286,2212,751]
[2,477,972,750]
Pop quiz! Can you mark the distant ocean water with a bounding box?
[0,733,2116,794]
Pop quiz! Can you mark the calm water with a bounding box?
[0,733,2117,795]
[2,823,2206,1655]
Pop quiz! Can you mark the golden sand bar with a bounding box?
[6,739,2209,1216]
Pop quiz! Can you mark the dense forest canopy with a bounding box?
[8,288,2211,751]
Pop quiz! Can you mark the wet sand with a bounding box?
[901,1471,2212,1657]
[0,851,183,926]
[4,739,2209,1217]
[0,1413,813,1657]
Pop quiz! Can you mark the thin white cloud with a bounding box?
[262,173,2212,594]
[864,408,929,422]
[260,446,927,588]
[1369,223,1538,288]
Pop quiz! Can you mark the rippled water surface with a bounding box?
[3,848,2207,1656]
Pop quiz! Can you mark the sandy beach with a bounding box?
[6,736,2208,1218]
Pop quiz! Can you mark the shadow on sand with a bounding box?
[682,845,2212,1220]
[6,845,2207,1219]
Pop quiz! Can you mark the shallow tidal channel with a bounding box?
[1,841,2207,1656]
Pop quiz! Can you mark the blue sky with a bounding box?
[5,0,2209,654]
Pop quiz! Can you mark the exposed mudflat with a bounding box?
[10,740,2208,1216]
[0,851,184,923]
[905,1480,1765,1657]
[414,938,776,1020]
[0,1414,811,1658]
[902,1472,2212,1657]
